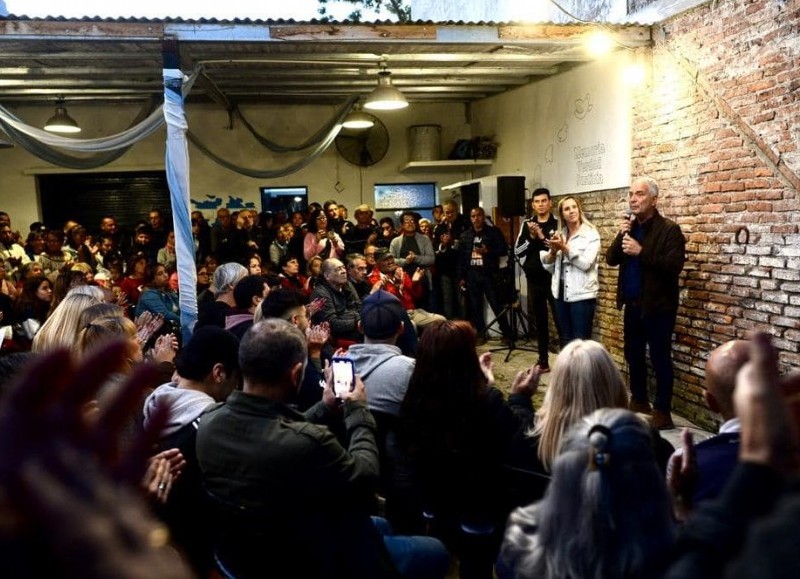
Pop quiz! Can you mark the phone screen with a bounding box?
[331,357,355,398]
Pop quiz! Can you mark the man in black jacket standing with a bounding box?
[432,200,467,320]
[459,207,512,346]
[606,176,686,429]
[514,188,560,371]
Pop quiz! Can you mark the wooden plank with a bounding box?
[499,24,651,46]
[269,24,436,41]
[0,20,165,39]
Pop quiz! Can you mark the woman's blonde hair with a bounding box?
[556,195,596,231]
[32,293,102,354]
[530,339,628,470]
[75,315,137,358]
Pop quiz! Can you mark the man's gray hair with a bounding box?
[213,262,248,297]
[346,254,365,268]
[321,258,341,277]
[637,176,659,197]
[239,318,307,384]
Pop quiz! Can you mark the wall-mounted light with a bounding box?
[363,64,408,111]
[44,97,81,133]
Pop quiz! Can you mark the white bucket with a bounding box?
[408,125,442,161]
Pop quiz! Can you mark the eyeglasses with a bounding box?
[353,266,368,271]
[365,252,376,257]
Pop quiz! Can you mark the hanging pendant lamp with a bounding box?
[44,97,81,134]
[342,104,375,130]
[363,66,408,111]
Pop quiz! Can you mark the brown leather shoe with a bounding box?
[649,410,675,430]
[629,399,652,415]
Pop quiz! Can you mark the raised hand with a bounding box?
[149,334,178,364]
[142,448,185,504]
[667,428,698,521]
[307,297,326,318]
[510,364,541,397]
[0,342,193,578]
[306,323,330,356]
[478,351,495,386]
[735,332,800,475]
[136,311,165,347]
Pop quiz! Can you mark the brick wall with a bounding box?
[591,0,800,430]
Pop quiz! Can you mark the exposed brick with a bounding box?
[606,0,800,427]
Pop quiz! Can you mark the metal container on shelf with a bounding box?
[408,124,442,161]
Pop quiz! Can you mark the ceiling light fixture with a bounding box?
[44,97,81,133]
[363,64,408,111]
[341,105,375,130]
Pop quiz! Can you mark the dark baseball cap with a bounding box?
[360,289,404,339]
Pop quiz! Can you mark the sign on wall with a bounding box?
[531,54,632,195]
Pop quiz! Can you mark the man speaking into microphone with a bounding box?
[606,176,686,430]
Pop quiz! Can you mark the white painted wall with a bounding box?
[0,100,478,229]
[470,50,632,200]
[455,51,633,326]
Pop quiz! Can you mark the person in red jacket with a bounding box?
[369,250,444,334]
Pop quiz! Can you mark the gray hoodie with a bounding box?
[347,343,415,417]
[143,382,216,437]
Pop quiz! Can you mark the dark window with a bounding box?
[38,171,170,233]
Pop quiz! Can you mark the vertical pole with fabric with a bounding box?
[163,39,197,343]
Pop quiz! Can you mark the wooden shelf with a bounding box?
[399,159,494,172]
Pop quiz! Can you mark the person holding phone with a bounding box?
[196,319,449,578]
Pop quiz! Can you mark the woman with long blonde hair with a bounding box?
[541,195,600,347]
[529,339,628,472]
[32,292,101,353]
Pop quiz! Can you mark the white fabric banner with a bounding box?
[164,68,197,342]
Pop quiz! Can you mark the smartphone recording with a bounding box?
[331,357,355,398]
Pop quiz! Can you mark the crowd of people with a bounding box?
[1,178,796,578]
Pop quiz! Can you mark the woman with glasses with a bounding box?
[303,208,344,263]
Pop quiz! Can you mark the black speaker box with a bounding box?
[497,176,526,217]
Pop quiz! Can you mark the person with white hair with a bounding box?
[195,262,247,329]
[498,408,677,579]
[606,176,686,430]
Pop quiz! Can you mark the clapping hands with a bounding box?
[0,341,193,578]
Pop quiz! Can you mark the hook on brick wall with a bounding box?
[735,226,750,245]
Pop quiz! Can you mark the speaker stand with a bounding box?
[485,290,537,362]
[484,214,536,363]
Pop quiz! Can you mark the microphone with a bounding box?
[624,209,636,222]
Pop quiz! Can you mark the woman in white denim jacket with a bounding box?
[540,196,600,347]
